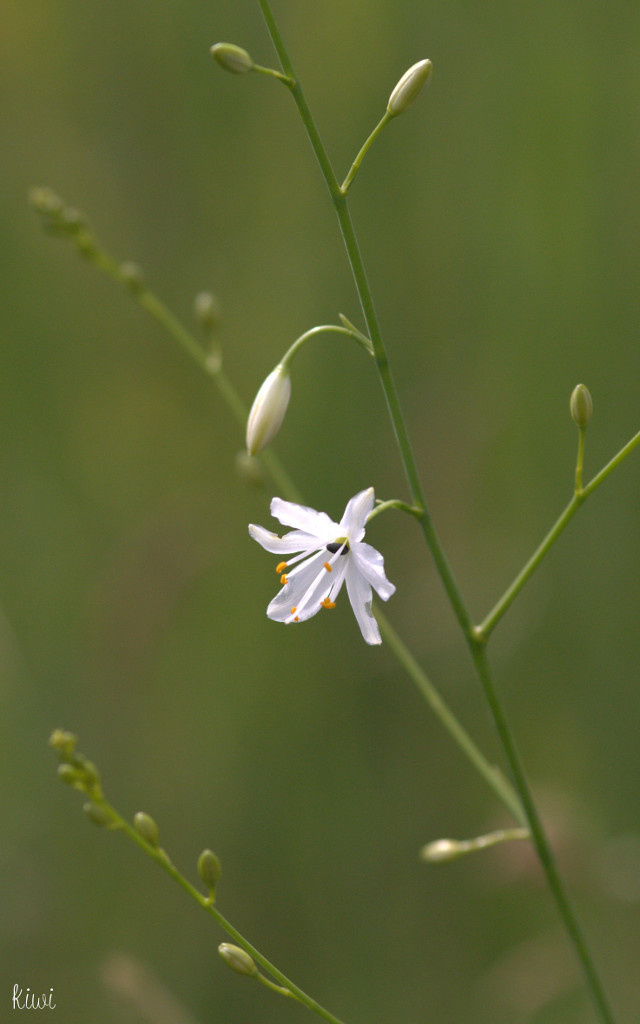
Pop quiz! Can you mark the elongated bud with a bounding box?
[387,59,432,116]
[198,849,222,894]
[210,43,254,74]
[218,944,258,977]
[570,383,593,429]
[120,262,145,294]
[420,838,464,863]
[246,364,291,455]
[133,812,159,847]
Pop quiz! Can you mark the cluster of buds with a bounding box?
[49,729,113,826]
[29,187,97,257]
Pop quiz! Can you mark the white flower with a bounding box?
[249,487,395,645]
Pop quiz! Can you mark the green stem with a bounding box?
[468,643,617,1024]
[281,323,373,367]
[377,611,526,826]
[106,804,350,1024]
[341,111,393,193]
[477,425,640,640]
[256,7,617,1019]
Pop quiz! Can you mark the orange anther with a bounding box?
[323,561,332,572]
[280,574,288,585]
[320,598,336,610]
[290,606,297,614]
[276,561,287,574]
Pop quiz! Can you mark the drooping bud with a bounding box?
[387,59,433,117]
[246,364,291,455]
[570,384,593,429]
[210,43,254,75]
[198,849,222,895]
[133,812,159,847]
[218,944,258,977]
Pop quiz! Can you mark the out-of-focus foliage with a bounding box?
[2,2,639,1022]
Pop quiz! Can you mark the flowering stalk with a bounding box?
[50,732,349,1024]
[254,6,618,1021]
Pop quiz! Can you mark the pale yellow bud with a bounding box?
[210,43,254,75]
[246,365,291,456]
[218,944,258,977]
[420,838,463,863]
[387,59,433,116]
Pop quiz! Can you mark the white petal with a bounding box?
[267,552,332,623]
[351,541,396,601]
[270,497,337,540]
[248,524,313,555]
[340,487,375,542]
[345,563,381,645]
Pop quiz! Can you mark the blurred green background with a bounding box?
[2,1,640,1022]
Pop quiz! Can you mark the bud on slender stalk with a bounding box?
[210,43,254,74]
[133,812,159,847]
[387,59,433,116]
[246,364,291,455]
[420,838,464,863]
[570,383,593,429]
[218,944,258,977]
[198,849,222,894]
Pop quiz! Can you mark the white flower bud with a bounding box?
[246,364,291,456]
[387,59,433,117]
[570,383,593,429]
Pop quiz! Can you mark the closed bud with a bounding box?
[57,763,81,787]
[420,838,463,863]
[570,383,593,429]
[83,802,112,827]
[210,43,254,75]
[49,729,77,760]
[194,291,221,331]
[28,186,63,217]
[387,59,433,117]
[246,364,291,455]
[198,849,222,893]
[218,944,258,977]
[120,262,145,293]
[133,811,159,846]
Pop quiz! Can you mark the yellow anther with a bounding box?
[323,561,332,572]
[276,561,287,574]
[280,574,288,585]
[290,606,297,614]
[320,598,336,610]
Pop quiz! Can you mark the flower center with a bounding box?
[326,540,349,555]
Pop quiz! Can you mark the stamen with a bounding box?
[280,574,288,585]
[290,606,297,614]
[320,598,336,610]
[293,616,299,622]
[323,561,332,572]
[276,561,288,574]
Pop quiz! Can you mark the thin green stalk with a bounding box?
[255,8,617,1020]
[477,425,640,640]
[469,643,617,1024]
[341,111,393,193]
